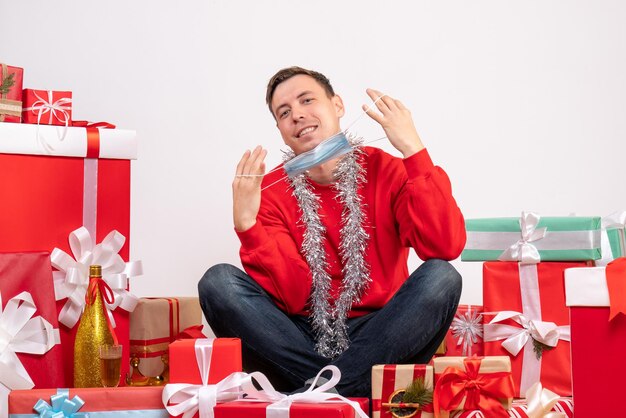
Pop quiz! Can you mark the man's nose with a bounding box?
[291,106,306,121]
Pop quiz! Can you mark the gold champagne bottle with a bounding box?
[74,265,117,387]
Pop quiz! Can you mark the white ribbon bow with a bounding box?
[498,212,547,264]
[24,91,72,127]
[162,339,247,418]
[242,365,369,418]
[51,226,142,328]
[483,311,570,357]
[0,291,60,415]
[450,307,483,356]
[524,382,566,418]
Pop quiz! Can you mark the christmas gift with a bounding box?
[0,253,63,417]
[462,212,601,262]
[163,338,245,418]
[129,297,205,384]
[444,305,484,357]
[433,356,514,418]
[222,366,369,418]
[8,387,168,417]
[482,261,584,397]
[564,258,626,417]
[22,89,72,127]
[0,122,138,387]
[595,210,626,266]
[371,364,434,418]
[0,63,23,123]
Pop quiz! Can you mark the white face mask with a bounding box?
[282,131,352,178]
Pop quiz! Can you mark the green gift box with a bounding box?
[596,211,626,266]
[461,212,601,262]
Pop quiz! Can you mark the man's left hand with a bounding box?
[362,88,425,158]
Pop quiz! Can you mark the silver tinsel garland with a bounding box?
[285,138,370,358]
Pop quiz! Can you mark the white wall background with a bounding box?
[2,0,625,308]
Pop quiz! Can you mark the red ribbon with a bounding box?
[606,257,626,321]
[72,120,116,129]
[85,276,119,345]
[70,121,115,159]
[433,357,515,418]
[175,324,206,340]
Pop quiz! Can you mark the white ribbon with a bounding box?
[51,226,142,328]
[450,305,483,356]
[23,90,72,127]
[162,339,247,418]
[484,264,570,396]
[596,210,626,266]
[242,365,369,418]
[498,212,547,264]
[0,291,60,416]
[524,382,566,418]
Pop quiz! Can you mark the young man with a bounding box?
[199,67,466,397]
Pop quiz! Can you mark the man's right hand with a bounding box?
[232,146,267,232]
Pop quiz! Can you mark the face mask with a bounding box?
[283,131,353,178]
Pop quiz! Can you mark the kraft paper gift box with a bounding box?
[8,387,168,417]
[482,261,587,397]
[0,252,63,418]
[444,305,484,357]
[0,122,139,387]
[564,259,626,417]
[213,398,370,418]
[0,63,23,123]
[21,89,72,126]
[461,212,601,262]
[129,297,204,382]
[432,356,514,418]
[371,364,434,418]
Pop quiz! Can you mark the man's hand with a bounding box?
[362,88,425,158]
[233,146,267,232]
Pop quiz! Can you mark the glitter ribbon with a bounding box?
[162,339,247,418]
[50,227,142,329]
[483,264,570,395]
[32,389,88,417]
[241,365,369,418]
[524,382,566,418]
[0,292,60,415]
[450,306,483,356]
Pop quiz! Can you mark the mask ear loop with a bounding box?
[238,93,390,190]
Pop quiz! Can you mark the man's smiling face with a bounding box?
[271,74,345,155]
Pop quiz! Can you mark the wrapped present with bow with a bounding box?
[444,305,484,357]
[482,261,587,397]
[0,122,138,386]
[0,63,23,123]
[163,338,245,417]
[461,212,601,263]
[371,364,434,418]
[22,89,72,127]
[565,258,626,416]
[128,297,205,385]
[595,210,626,266]
[216,365,369,418]
[432,356,515,418]
[0,252,63,418]
[8,386,169,417]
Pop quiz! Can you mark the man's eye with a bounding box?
[303,98,313,104]
[279,109,290,119]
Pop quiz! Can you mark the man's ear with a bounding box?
[332,95,345,118]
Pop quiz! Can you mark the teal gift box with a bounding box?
[461,212,601,262]
[596,211,626,266]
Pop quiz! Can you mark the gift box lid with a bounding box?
[0,122,137,160]
[564,266,610,306]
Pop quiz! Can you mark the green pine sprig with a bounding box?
[402,377,433,406]
[0,73,15,95]
[532,338,554,359]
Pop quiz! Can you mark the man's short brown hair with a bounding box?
[265,66,335,117]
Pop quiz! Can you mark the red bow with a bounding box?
[85,276,119,345]
[175,324,206,340]
[606,257,626,321]
[433,358,515,418]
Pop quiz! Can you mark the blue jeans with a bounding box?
[198,259,461,397]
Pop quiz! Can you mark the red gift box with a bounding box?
[482,261,586,397]
[169,338,242,384]
[8,386,167,416]
[564,259,626,417]
[0,63,23,123]
[371,364,433,418]
[0,123,137,387]
[22,89,72,126]
[444,305,484,357]
[0,253,64,415]
[214,397,370,418]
